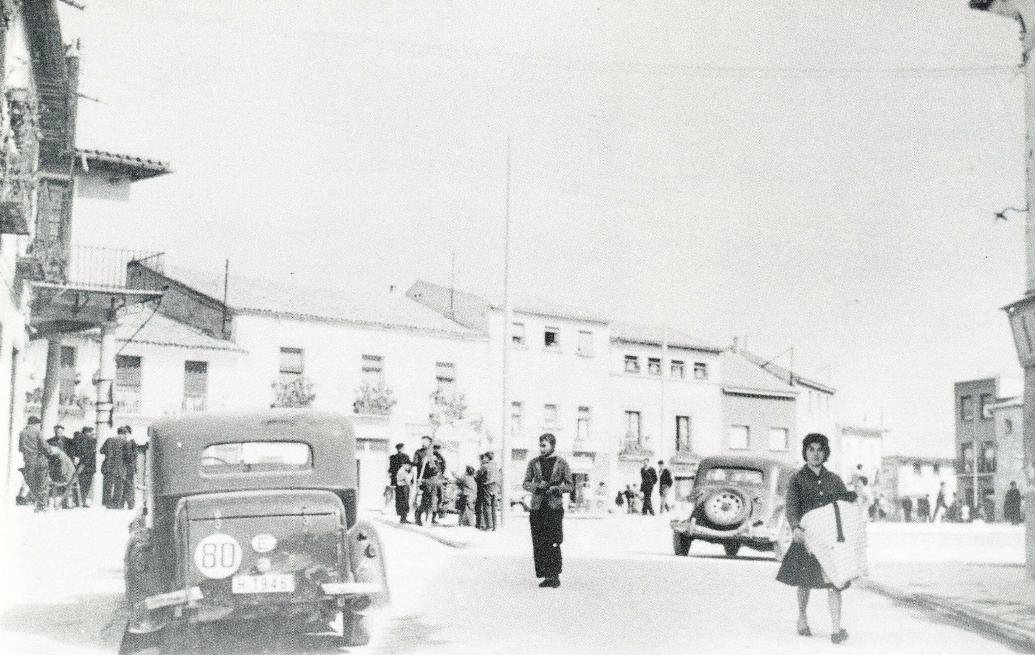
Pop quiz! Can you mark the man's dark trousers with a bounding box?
[529,507,564,578]
[641,485,655,515]
[480,492,499,530]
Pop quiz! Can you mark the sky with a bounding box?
[52,1,1035,456]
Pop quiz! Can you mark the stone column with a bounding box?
[39,339,62,437]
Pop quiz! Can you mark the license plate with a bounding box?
[231,574,295,594]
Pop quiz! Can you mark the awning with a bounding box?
[28,281,163,337]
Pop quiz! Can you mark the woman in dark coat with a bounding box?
[776,433,857,645]
[522,433,574,588]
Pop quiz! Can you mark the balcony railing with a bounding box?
[181,395,207,413]
[114,389,142,415]
[67,246,164,289]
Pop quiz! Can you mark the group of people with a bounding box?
[387,436,502,530]
[614,459,674,515]
[17,417,141,512]
[889,481,1024,524]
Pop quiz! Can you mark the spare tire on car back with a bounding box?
[701,488,750,527]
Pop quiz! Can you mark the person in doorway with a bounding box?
[395,462,413,523]
[658,460,673,514]
[18,417,50,512]
[900,495,913,522]
[70,426,97,507]
[640,460,657,516]
[522,433,573,588]
[100,427,128,509]
[776,433,856,645]
[1004,481,1023,525]
[477,451,501,531]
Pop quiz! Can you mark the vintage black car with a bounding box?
[120,411,388,654]
[670,454,798,559]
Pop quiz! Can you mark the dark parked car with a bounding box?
[670,454,798,559]
[120,411,388,654]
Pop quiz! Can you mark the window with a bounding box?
[960,395,974,421]
[577,330,594,357]
[625,410,642,439]
[728,425,750,450]
[278,347,304,384]
[933,463,941,475]
[543,403,558,426]
[981,441,997,473]
[201,441,312,474]
[512,322,526,346]
[576,406,590,442]
[979,393,994,420]
[703,467,764,485]
[912,462,922,476]
[648,358,661,376]
[768,427,789,451]
[624,355,640,373]
[511,401,523,437]
[361,354,384,385]
[435,361,456,395]
[694,362,708,380]
[676,415,691,452]
[960,442,974,474]
[1004,418,1014,435]
[183,360,208,412]
[544,327,560,350]
[671,360,685,379]
[115,355,142,414]
[58,345,77,405]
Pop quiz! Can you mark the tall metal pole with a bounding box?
[94,308,118,507]
[499,137,513,528]
[970,0,1035,578]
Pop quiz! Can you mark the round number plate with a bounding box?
[193,533,243,579]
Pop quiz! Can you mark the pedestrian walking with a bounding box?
[640,460,657,515]
[458,465,477,526]
[395,462,412,523]
[476,451,501,531]
[776,433,857,645]
[69,426,97,507]
[658,460,673,514]
[388,442,411,522]
[412,436,442,526]
[522,433,573,588]
[100,427,128,509]
[18,417,50,512]
[1004,481,1022,525]
[933,482,949,522]
[900,496,913,522]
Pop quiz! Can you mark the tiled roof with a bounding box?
[610,322,724,353]
[739,349,835,394]
[88,308,245,352]
[160,267,485,339]
[721,352,798,397]
[76,148,171,180]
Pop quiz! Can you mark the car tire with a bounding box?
[701,487,750,526]
[723,542,741,557]
[672,531,692,556]
[118,629,161,655]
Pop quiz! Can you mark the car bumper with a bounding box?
[671,517,776,542]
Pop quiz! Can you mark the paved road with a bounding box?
[0,507,1024,654]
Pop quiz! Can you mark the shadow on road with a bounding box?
[0,591,125,652]
[369,612,449,655]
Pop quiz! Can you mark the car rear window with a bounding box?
[702,467,764,485]
[200,441,312,473]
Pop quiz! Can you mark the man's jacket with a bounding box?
[476,461,501,494]
[18,425,48,460]
[522,455,574,511]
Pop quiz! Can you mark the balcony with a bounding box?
[618,433,653,461]
[114,389,142,415]
[181,395,207,413]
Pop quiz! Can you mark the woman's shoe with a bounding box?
[831,629,849,644]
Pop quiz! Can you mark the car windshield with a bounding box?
[200,441,312,473]
[701,467,764,485]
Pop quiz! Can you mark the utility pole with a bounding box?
[500,137,513,528]
[969,0,1035,579]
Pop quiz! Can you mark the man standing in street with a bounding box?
[522,433,573,588]
[1005,481,1022,525]
[18,417,50,512]
[100,427,128,509]
[901,495,913,522]
[640,459,657,516]
[412,436,442,526]
[934,482,949,523]
[387,442,411,523]
[658,460,673,514]
[432,443,447,520]
[477,451,501,531]
[122,426,139,510]
[70,426,97,507]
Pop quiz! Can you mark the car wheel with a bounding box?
[723,542,741,557]
[773,517,793,562]
[118,629,161,655]
[701,488,750,526]
[672,531,691,556]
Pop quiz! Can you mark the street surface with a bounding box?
[0,506,1026,654]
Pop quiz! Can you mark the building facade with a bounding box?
[954,377,1004,514]
[879,454,957,520]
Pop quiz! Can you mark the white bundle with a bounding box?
[799,499,868,589]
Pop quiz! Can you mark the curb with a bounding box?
[371,515,473,549]
[860,579,1035,653]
